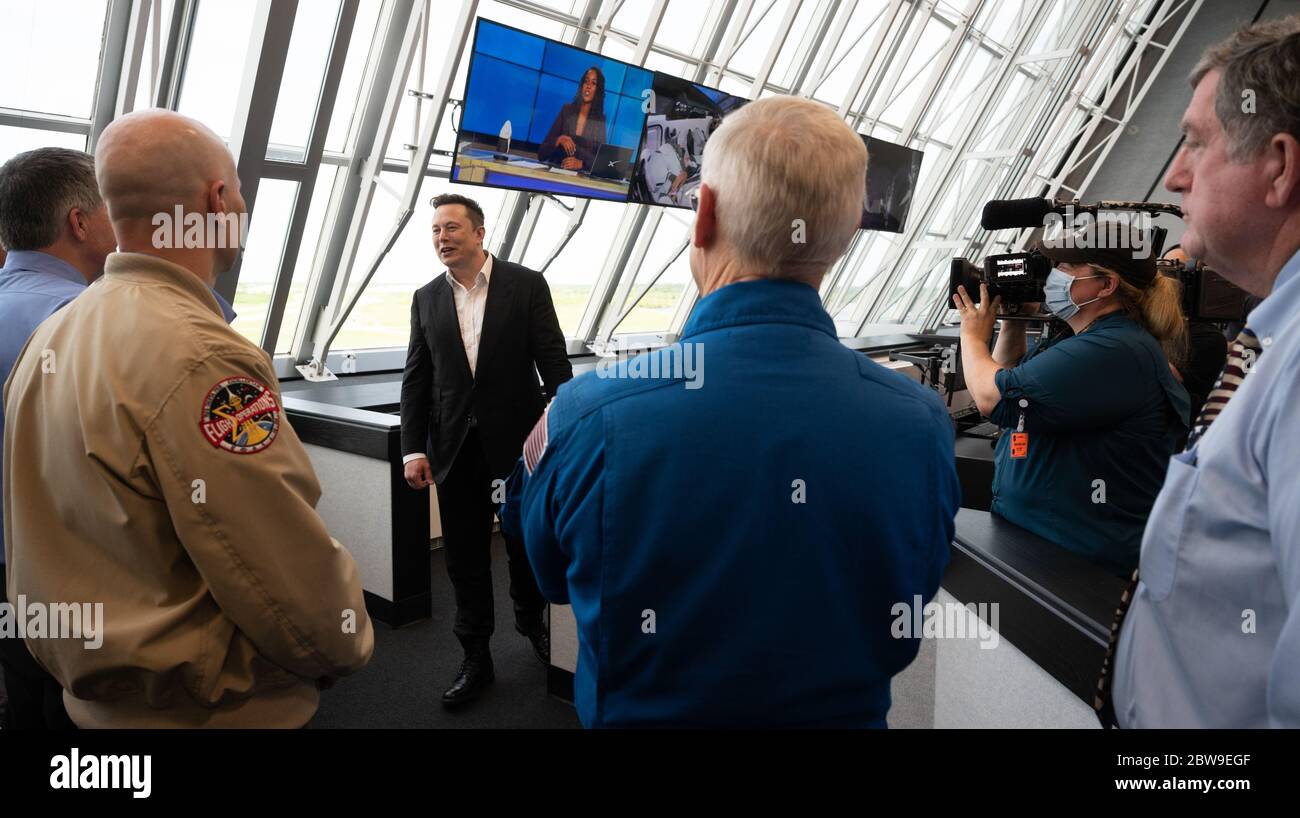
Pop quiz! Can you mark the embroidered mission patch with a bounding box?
[199,377,280,454]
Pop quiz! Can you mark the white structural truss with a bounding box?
[0,0,1202,375]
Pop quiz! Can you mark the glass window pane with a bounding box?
[809,1,888,105]
[395,0,569,163]
[644,52,688,77]
[769,3,816,92]
[726,0,790,79]
[874,17,952,128]
[275,165,341,352]
[324,0,383,152]
[519,198,624,336]
[267,0,343,162]
[0,0,108,118]
[611,0,654,34]
[1027,1,1070,54]
[655,0,716,57]
[331,176,507,351]
[231,178,299,343]
[131,0,176,111]
[976,0,1030,49]
[177,0,259,141]
[0,126,87,166]
[613,212,691,335]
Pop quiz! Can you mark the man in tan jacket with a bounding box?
[2,110,373,728]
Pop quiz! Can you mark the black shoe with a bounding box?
[441,650,495,709]
[516,622,550,666]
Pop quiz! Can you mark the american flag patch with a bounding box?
[523,406,550,474]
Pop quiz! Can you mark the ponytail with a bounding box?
[1112,272,1189,367]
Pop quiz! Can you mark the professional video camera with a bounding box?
[1159,257,1253,322]
[948,250,1051,315]
[948,197,1251,323]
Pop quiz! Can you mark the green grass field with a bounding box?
[230,282,687,350]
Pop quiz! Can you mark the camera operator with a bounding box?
[953,246,1189,576]
[1162,244,1228,422]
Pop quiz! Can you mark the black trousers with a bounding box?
[0,563,76,729]
[435,428,545,649]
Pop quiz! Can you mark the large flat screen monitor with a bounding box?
[861,135,924,232]
[628,73,749,208]
[452,19,654,202]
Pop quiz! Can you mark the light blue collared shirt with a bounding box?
[1114,245,1300,727]
[1,251,88,565]
[1,251,237,564]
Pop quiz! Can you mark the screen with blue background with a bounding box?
[461,19,652,150]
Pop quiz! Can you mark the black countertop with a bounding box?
[945,508,1127,704]
[280,358,603,412]
[282,394,400,460]
[276,335,928,412]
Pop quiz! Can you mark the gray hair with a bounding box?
[1189,15,1300,162]
[0,147,101,251]
[700,95,868,282]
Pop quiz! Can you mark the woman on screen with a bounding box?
[539,67,608,171]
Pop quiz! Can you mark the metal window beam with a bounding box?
[594,207,666,343]
[828,0,981,320]
[813,2,891,100]
[154,0,196,108]
[836,0,905,119]
[849,0,1054,333]
[697,0,751,84]
[289,0,425,366]
[661,0,806,336]
[1051,0,1201,200]
[748,0,804,96]
[802,0,857,97]
[962,0,1145,265]
[89,0,142,150]
[0,108,90,135]
[912,0,1136,329]
[855,0,937,130]
[116,0,150,114]
[572,0,673,346]
[875,0,1098,326]
[598,0,792,344]
[300,0,482,374]
[213,0,299,305]
[784,0,841,95]
[259,0,361,353]
[897,0,985,141]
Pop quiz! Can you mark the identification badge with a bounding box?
[1010,400,1029,459]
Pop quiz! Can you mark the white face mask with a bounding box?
[1043,267,1104,320]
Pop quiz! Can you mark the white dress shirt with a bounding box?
[450,252,492,376]
[404,253,493,465]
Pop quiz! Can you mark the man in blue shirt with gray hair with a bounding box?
[503,96,959,728]
[1109,15,1300,728]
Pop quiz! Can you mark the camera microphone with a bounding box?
[980,198,1067,230]
[980,197,1185,230]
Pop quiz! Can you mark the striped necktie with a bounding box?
[1093,326,1263,727]
[1185,327,1262,448]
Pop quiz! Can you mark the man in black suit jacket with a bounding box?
[401,193,572,708]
